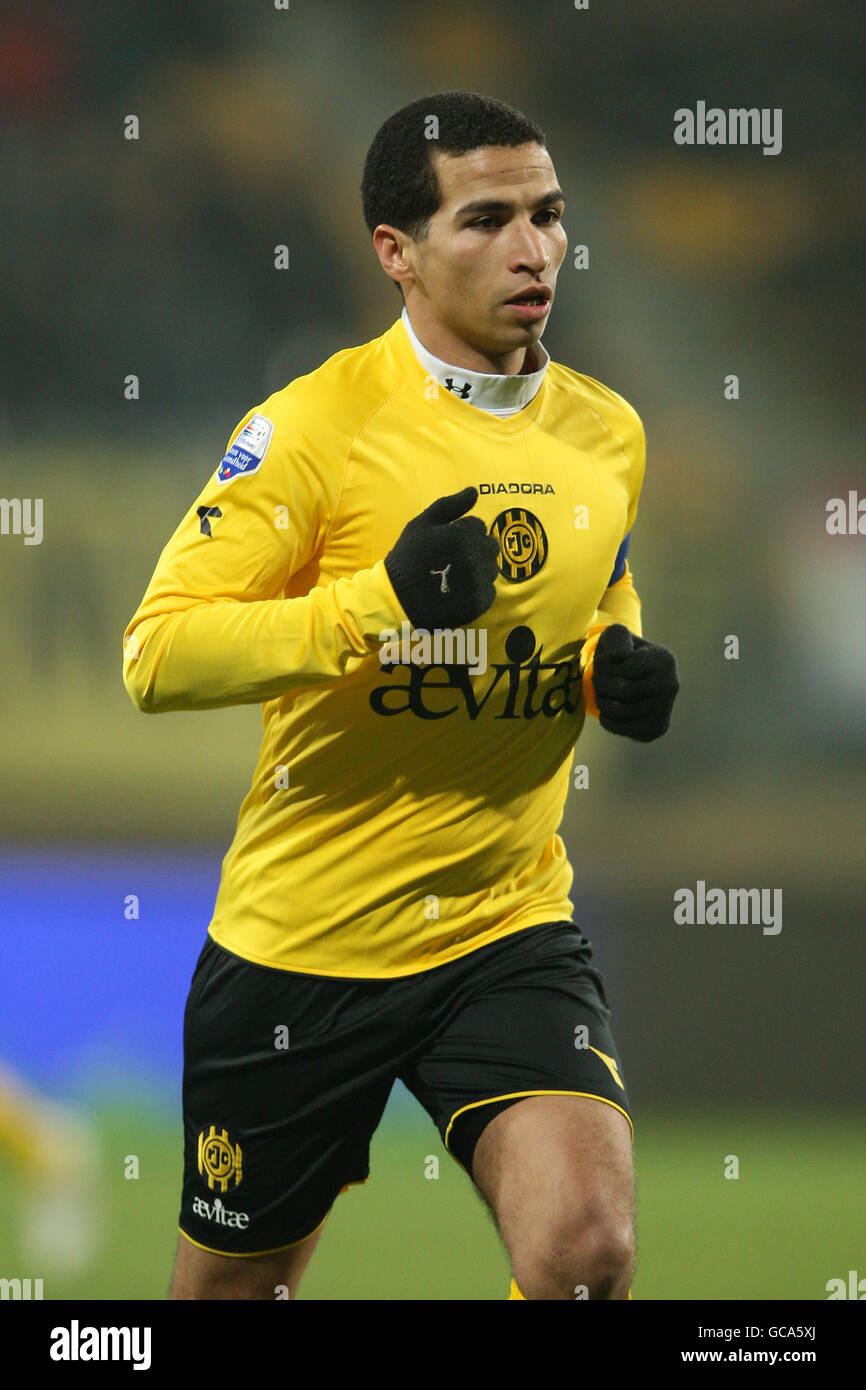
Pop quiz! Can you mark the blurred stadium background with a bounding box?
[1,0,863,1300]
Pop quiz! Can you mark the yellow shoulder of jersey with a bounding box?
[246,329,403,446]
[547,361,645,450]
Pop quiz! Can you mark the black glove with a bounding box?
[384,486,500,629]
[591,623,679,742]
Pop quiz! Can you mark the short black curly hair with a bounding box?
[361,91,546,291]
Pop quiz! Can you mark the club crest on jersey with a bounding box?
[491,507,548,582]
[216,413,273,485]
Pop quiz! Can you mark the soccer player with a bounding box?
[0,1061,102,1274]
[122,90,678,1301]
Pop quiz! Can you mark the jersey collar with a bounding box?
[400,306,549,417]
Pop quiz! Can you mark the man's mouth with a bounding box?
[504,288,552,306]
[503,288,552,322]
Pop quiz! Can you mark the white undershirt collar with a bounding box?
[400,306,549,417]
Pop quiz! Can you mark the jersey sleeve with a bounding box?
[122,400,407,713]
[579,408,646,718]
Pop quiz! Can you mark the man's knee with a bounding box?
[513,1204,635,1301]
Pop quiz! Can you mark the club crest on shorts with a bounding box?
[197,1124,243,1192]
[490,507,548,582]
[216,413,274,485]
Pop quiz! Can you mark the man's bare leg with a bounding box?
[470,1094,635,1300]
[168,1218,326,1300]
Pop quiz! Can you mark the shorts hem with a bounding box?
[444,1089,635,1174]
[177,1205,330,1259]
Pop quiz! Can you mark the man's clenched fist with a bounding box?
[384,486,500,631]
[591,624,679,742]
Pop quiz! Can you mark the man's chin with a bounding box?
[497,312,547,340]
[452,313,543,367]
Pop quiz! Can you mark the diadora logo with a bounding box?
[192,1195,250,1230]
[479,483,555,496]
[491,508,548,582]
[588,1046,625,1091]
[369,624,583,721]
[197,1124,243,1192]
[197,505,222,537]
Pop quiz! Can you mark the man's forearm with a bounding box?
[579,567,643,718]
[123,560,405,713]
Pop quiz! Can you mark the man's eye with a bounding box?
[470,211,561,228]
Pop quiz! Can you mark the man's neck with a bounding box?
[402,298,531,376]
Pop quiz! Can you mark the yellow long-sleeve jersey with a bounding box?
[123,315,644,977]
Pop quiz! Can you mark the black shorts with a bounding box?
[179,921,631,1256]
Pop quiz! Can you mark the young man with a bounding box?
[123,90,678,1301]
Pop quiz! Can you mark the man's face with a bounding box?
[390,142,568,372]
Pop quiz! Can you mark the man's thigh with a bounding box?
[470,1091,634,1260]
[399,920,635,1297]
[169,1219,327,1300]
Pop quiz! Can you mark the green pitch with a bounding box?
[1,1098,862,1300]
